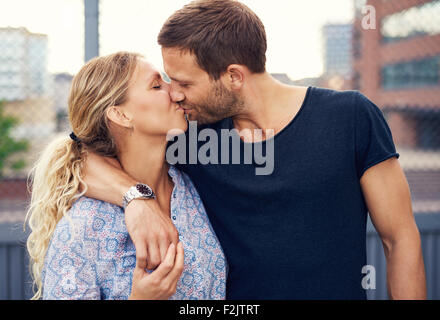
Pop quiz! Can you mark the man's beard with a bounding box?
[182,81,244,125]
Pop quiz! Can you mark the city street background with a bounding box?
[0,0,439,299]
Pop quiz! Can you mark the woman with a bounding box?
[25,52,227,300]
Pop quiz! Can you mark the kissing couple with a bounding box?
[26,0,425,300]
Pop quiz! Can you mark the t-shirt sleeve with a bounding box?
[354,92,400,179]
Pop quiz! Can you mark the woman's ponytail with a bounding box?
[25,135,86,300]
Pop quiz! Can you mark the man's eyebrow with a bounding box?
[169,76,192,84]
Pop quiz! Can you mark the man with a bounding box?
[83,0,426,299]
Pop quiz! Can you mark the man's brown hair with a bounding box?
[158,0,267,80]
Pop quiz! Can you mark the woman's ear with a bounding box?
[106,106,133,129]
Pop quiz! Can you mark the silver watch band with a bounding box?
[122,183,155,209]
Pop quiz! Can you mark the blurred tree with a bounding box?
[0,101,29,178]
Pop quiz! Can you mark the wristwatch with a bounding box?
[122,183,156,209]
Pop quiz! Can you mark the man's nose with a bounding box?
[170,88,185,103]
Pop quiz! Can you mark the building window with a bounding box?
[381,56,440,89]
[381,0,440,43]
[416,111,440,150]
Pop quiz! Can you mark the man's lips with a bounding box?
[175,103,192,114]
[174,104,185,112]
[180,106,192,114]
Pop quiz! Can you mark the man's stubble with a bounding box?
[183,80,245,125]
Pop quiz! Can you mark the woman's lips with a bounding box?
[174,104,185,112]
[174,103,191,114]
[180,106,191,114]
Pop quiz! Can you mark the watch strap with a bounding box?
[122,183,155,209]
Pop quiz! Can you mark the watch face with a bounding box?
[136,184,152,196]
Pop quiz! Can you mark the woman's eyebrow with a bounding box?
[146,72,161,85]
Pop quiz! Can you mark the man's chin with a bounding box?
[186,113,219,126]
[186,114,223,126]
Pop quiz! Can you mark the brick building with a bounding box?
[353,0,440,213]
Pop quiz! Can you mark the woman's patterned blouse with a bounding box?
[42,165,227,300]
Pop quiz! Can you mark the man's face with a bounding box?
[161,47,244,125]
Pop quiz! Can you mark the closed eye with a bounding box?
[152,79,162,89]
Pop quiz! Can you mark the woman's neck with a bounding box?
[117,132,173,211]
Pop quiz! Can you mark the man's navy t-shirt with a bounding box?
[174,86,400,299]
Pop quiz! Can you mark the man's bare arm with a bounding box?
[360,157,426,300]
[82,151,179,270]
[81,151,135,206]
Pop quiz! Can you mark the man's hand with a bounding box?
[129,242,184,300]
[125,199,180,270]
[82,150,180,270]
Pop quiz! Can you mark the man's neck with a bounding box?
[232,72,309,141]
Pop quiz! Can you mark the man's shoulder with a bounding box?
[307,87,363,118]
[311,86,360,105]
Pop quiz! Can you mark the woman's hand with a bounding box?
[129,242,184,300]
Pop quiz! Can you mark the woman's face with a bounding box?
[122,58,187,137]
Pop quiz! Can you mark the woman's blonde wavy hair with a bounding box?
[25,51,142,300]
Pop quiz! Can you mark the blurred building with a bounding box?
[53,72,73,132]
[0,27,56,178]
[0,27,49,100]
[291,77,322,88]
[353,0,440,213]
[272,73,324,88]
[271,73,295,85]
[321,23,354,90]
[323,24,353,77]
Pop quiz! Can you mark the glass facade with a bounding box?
[418,112,440,150]
[381,0,440,43]
[322,24,353,77]
[381,55,440,89]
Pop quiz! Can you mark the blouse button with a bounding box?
[172,216,177,221]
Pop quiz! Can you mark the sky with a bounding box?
[0,0,354,80]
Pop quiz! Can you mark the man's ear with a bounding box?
[224,64,246,90]
[106,106,133,129]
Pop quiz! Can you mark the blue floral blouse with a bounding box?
[42,165,227,300]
